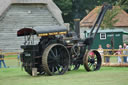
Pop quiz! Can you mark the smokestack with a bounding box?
[74,18,80,38]
[72,0,81,38]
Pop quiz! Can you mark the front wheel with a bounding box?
[83,50,102,71]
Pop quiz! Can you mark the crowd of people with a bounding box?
[97,43,128,63]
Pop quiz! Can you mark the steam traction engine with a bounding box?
[17,4,112,76]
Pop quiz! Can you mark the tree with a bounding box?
[53,0,120,23]
[117,0,128,12]
[101,7,120,29]
[100,0,128,29]
[53,0,128,30]
[53,0,72,23]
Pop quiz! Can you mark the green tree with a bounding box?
[100,0,128,29]
[101,7,120,29]
[53,0,72,23]
[53,0,119,23]
[117,0,128,12]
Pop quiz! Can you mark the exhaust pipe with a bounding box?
[74,18,80,38]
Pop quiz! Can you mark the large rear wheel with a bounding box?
[42,44,70,76]
[83,50,102,71]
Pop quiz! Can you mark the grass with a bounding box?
[0,66,128,85]
[0,55,127,85]
[5,55,17,58]
[5,59,19,67]
[2,55,19,68]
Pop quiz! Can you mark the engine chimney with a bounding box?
[74,18,80,38]
[72,0,81,39]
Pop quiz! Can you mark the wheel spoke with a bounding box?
[56,66,61,74]
[92,64,95,70]
[52,67,55,73]
[94,57,97,60]
[88,63,92,67]
[48,60,54,64]
[58,65,63,72]
[55,49,58,57]
[95,59,97,62]
[42,44,70,75]
[88,57,91,62]
[51,49,56,58]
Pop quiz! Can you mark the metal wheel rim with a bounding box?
[83,50,102,71]
[42,44,70,75]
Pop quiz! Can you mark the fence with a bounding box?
[100,49,128,67]
[1,49,128,68]
[0,52,21,68]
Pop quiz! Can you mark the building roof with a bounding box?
[0,0,64,25]
[80,6,128,28]
[86,29,128,35]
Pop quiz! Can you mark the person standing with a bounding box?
[0,49,2,68]
[0,53,1,68]
[115,45,123,63]
[0,50,6,68]
[17,54,21,66]
[123,43,128,63]
[98,44,104,59]
[104,44,112,63]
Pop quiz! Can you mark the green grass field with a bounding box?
[0,66,128,85]
[0,55,128,85]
